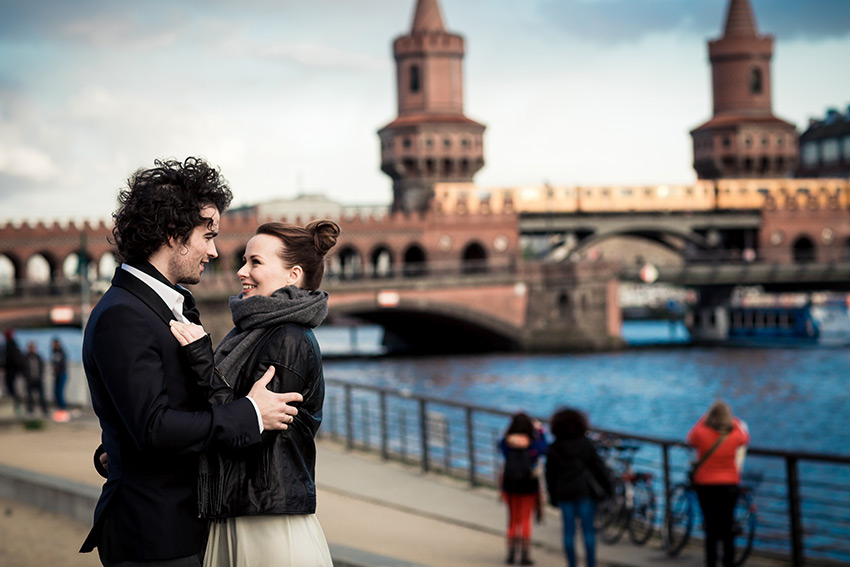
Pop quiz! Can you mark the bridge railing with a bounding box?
[321,378,850,566]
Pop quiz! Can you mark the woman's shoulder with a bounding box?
[259,324,319,365]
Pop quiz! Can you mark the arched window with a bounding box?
[409,64,420,93]
[749,67,763,94]
[461,242,487,274]
[402,244,427,278]
[792,236,815,264]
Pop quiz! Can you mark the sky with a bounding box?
[1,0,849,222]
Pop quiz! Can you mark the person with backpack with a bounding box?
[545,407,612,567]
[499,412,547,565]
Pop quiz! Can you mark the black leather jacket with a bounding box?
[183,323,324,518]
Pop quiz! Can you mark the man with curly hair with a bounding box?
[80,158,302,567]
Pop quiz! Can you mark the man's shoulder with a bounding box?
[89,285,159,327]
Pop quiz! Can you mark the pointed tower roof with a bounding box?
[411,0,446,34]
[722,0,758,38]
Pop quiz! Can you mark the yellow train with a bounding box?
[432,178,850,215]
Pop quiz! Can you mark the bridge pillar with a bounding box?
[517,262,625,352]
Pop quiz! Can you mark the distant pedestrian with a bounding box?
[687,400,750,567]
[24,341,49,416]
[545,408,612,567]
[3,328,24,412]
[50,338,68,411]
[499,412,547,565]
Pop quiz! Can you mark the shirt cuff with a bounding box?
[245,396,264,434]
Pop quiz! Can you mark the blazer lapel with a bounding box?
[110,268,176,326]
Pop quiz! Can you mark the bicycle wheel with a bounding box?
[664,483,694,557]
[733,491,757,567]
[600,480,629,544]
[629,477,657,545]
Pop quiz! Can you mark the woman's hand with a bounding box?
[169,320,208,346]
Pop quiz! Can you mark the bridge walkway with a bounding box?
[0,401,789,567]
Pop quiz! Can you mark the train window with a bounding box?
[766,312,776,328]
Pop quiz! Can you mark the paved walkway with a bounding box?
[0,400,789,567]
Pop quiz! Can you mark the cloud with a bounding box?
[533,0,850,44]
[0,145,57,183]
[220,38,388,71]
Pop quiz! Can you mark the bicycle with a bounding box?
[664,471,761,566]
[593,439,657,546]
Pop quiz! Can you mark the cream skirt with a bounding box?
[204,514,333,567]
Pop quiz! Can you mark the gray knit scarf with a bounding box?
[214,286,328,389]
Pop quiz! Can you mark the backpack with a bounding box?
[502,447,538,494]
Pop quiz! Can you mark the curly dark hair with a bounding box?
[550,407,589,440]
[111,157,233,264]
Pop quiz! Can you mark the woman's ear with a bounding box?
[287,265,304,287]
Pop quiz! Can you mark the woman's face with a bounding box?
[237,234,300,297]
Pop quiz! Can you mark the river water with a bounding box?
[319,321,849,457]
[11,320,849,456]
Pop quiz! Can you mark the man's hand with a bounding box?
[247,366,302,431]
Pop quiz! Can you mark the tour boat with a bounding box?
[686,294,850,347]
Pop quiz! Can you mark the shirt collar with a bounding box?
[121,263,190,324]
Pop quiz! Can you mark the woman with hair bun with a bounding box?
[171,219,340,567]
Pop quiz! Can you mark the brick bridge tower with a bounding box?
[379,0,486,213]
[691,0,798,179]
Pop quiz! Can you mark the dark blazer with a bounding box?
[80,267,261,563]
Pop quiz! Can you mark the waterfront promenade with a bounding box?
[0,401,790,567]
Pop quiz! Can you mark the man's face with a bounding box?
[167,205,220,285]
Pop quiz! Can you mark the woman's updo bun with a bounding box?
[306,219,340,257]
[255,219,341,290]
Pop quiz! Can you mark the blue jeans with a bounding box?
[559,498,596,567]
[53,370,67,410]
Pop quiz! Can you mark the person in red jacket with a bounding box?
[687,400,750,567]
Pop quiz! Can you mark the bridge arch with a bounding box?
[97,252,119,280]
[26,251,58,283]
[330,299,519,354]
[369,244,394,278]
[573,228,711,256]
[0,254,18,294]
[336,245,364,280]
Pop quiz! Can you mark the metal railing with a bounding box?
[320,378,850,566]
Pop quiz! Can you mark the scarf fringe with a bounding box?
[198,453,225,518]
